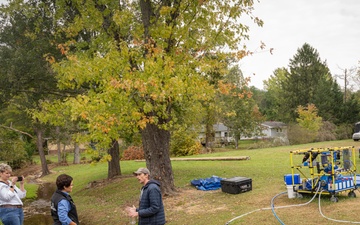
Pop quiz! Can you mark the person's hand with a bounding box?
[11,177,17,184]
[126,205,138,217]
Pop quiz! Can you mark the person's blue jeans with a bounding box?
[0,208,24,225]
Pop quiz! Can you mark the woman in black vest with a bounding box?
[50,174,79,225]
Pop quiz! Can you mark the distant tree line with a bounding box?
[251,43,360,143]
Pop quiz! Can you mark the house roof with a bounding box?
[213,123,229,132]
[262,121,287,128]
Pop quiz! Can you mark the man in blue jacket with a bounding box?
[126,168,166,225]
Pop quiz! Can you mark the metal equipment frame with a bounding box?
[288,146,358,202]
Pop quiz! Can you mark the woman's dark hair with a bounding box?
[56,174,73,190]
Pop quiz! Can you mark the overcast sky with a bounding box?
[1,0,359,90]
[241,0,360,89]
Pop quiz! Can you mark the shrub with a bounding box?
[316,121,336,142]
[122,146,144,160]
[0,130,27,169]
[335,123,353,140]
[91,153,104,162]
[248,137,288,149]
[24,141,36,161]
[170,130,201,156]
[287,123,317,145]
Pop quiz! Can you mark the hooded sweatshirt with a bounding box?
[137,179,165,225]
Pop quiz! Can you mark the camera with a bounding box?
[17,176,23,182]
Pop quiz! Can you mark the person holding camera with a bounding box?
[51,174,79,225]
[0,163,26,225]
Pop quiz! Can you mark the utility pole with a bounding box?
[344,69,347,103]
[335,67,357,103]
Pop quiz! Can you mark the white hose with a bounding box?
[226,185,360,225]
[318,190,360,224]
[225,185,320,224]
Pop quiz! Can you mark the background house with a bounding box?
[198,123,234,147]
[198,121,288,146]
[260,121,288,139]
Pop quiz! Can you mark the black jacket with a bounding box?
[51,190,79,225]
[137,180,166,225]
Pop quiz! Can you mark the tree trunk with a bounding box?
[107,139,121,179]
[234,133,240,149]
[62,145,67,163]
[73,142,80,164]
[205,123,214,152]
[35,128,50,176]
[56,126,61,163]
[141,123,176,196]
[235,137,239,149]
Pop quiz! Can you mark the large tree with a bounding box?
[221,65,264,148]
[264,43,344,123]
[35,0,262,195]
[0,0,94,175]
[0,0,65,175]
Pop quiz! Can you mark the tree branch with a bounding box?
[0,125,34,139]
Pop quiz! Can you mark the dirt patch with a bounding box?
[14,163,58,184]
[14,164,42,176]
[164,188,228,215]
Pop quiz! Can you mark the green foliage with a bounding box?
[0,130,27,168]
[285,43,335,121]
[121,146,144,160]
[0,0,64,104]
[170,130,201,156]
[0,0,77,176]
[316,121,337,142]
[262,67,290,121]
[335,123,353,140]
[23,140,37,161]
[338,93,360,124]
[220,66,264,147]
[28,0,262,148]
[287,123,317,145]
[2,0,264,193]
[121,132,142,147]
[90,154,103,162]
[263,43,345,124]
[23,183,39,199]
[296,103,322,132]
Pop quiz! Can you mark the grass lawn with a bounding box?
[35,139,360,224]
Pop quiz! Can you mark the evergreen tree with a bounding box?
[282,43,341,122]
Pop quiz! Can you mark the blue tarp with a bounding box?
[190,175,223,191]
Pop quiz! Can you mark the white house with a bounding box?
[260,121,287,139]
[198,123,233,146]
[198,121,288,145]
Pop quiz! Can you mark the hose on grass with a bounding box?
[318,190,360,224]
[226,184,360,225]
[225,185,321,225]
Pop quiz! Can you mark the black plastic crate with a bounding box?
[221,177,252,194]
